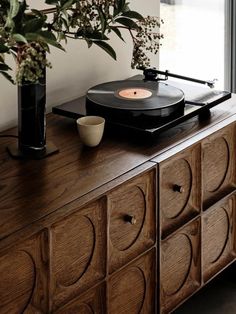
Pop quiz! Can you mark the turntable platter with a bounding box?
[86,79,185,127]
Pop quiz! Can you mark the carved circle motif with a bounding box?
[203,137,230,192]
[110,266,146,313]
[203,207,230,265]
[68,303,94,314]
[162,159,192,219]
[54,215,95,287]
[162,234,192,296]
[110,185,146,251]
[0,250,35,312]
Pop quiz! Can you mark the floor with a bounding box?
[174,263,236,313]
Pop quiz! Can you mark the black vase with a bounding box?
[18,77,46,155]
[7,75,58,159]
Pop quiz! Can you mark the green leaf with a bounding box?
[98,8,106,33]
[9,0,20,18]
[121,11,144,20]
[45,0,59,5]
[12,33,28,43]
[85,30,108,41]
[25,31,65,50]
[0,44,9,53]
[93,41,116,60]
[4,16,15,30]
[0,71,15,84]
[61,0,74,10]
[115,17,139,29]
[0,63,12,71]
[85,39,93,48]
[12,0,27,33]
[23,17,46,33]
[117,0,126,12]
[110,26,125,41]
[31,9,44,18]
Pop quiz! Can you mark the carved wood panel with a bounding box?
[159,144,201,238]
[108,248,156,314]
[0,230,48,314]
[202,195,236,282]
[108,170,156,273]
[202,125,236,209]
[160,218,201,314]
[55,283,106,314]
[50,198,107,311]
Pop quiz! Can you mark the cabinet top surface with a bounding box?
[1,95,236,241]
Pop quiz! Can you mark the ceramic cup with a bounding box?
[76,116,105,147]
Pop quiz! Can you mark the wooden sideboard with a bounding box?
[1,95,236,313]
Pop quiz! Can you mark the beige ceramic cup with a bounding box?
[76,116,105,147]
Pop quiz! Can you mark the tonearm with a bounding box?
[143,68,216,88]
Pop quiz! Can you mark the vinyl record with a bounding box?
[86,79,185,126]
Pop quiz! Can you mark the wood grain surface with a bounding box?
[1,95,236,313]
[0,96,236,241]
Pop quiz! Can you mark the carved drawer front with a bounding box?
[108,169,156,273]
[0,230,48,314]
[160,219,201,314]
[159,145,201,238]
[202,125,236,209]
[50,198,107,311]
[55,283,106,314]
[202,195,236,282]
[108,249,155,314]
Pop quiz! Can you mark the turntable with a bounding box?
[52,68,231,138]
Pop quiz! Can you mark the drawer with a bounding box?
[108,249,156,314]
[159,145,201,237]
[50,198,107,311]
[55,283,106,314]
[202,125,236,209]
[108,169,156,273]
[202,195,236,282]
[0,230,48,313]
[160,218,201,314]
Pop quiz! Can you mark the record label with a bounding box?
[117,88,152,100]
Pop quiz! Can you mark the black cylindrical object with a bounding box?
[18,76,46,155]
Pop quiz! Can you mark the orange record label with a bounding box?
[118,88,152,99]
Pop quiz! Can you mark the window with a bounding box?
[160,0,225,90]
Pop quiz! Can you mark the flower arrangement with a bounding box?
[0,0,163,85]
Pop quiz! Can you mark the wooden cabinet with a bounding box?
[161,219,201,313]
[1,99,236,313]
[108,170,156,273]
[159,144,201,238]
[202,125,236,209]
[50,199,107,310]
[54,284,106,314]
[0,231,48,313]
[108,249,156,314]
[152,123,236,313]
[202,195,236,282]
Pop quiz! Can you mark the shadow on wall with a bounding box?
[161,0,182,4]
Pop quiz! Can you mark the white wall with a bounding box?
[0,0,160,131]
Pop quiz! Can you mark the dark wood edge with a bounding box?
[152,115,236,163]
[0,162,156,252]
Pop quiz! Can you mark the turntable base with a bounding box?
[53,75,231,138]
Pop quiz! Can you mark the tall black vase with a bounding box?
[18,77,46,154]
[7,75,58,159]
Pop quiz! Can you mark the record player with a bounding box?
[52,68,231,138]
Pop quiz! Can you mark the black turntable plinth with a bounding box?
[86,79,185,128]
[52,74,231,138]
